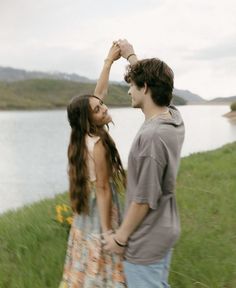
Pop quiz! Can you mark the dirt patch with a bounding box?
[223,111,236,120]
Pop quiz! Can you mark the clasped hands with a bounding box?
[101,231,127,255]
[106,39,135,63]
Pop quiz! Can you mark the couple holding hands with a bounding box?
[59,39,185,288]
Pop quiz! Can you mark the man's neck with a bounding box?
[142,104,169,120]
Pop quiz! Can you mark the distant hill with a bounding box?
[0,66,189,109]
[172,95,186,106]
[0,79,128,109]
[208,96,236,105]
[173,88,206,104]
[0,66,93,83]
[0,79,186,110]
[0,65,213,105]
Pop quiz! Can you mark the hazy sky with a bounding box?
[1,0,236,99]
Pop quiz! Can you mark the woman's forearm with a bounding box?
[94,59,113,101]
[95,185,112,233]
[94,43,120,100]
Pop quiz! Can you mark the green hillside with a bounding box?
[0,79,186,110]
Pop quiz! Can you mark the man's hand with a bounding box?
[103,233,126,255]
[117,39,135,59]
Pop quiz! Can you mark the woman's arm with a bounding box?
[93,139,112,233]
[94,44,120,100]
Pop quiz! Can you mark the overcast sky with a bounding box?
[1,0,236,100]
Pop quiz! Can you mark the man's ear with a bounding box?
[144,82,148,94]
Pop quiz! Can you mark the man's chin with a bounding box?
[132,103,140,108]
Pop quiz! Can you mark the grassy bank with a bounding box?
[0,142,236,287]
[171,142,236,287]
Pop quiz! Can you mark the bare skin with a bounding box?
[94,44,121,100]
[91,43,121,234]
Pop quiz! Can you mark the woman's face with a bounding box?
[89,97,112,126]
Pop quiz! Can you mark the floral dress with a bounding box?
[59,135,126,288]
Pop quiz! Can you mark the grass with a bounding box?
[171,142,236,287]
[0,194,69,288]
[231,101,236,111]
[0,142,235,287]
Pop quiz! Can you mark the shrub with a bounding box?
[230,101,236,111]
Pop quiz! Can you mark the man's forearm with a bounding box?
[115,201,149,243]
[127,54,138,65]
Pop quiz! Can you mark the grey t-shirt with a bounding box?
[124,106,185,264]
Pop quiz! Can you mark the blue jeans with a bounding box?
[123,250,172,288]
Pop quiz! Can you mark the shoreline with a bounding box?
[0,104,132,112]
[223,110,236,120]
[0,103,229,112]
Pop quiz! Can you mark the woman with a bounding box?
[59,43,127,287]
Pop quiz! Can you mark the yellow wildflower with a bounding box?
[56,214,64,223]
[66,217,73,225]
[56,205,63,214]
[63,204,70,212]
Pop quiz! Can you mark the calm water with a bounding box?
[0,105,236,214]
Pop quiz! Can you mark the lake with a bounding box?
[0,105,236,214]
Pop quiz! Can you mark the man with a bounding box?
[104,40,185,287]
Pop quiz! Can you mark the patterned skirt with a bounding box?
[59,182,127,288]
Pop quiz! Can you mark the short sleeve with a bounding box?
[133,156,164,210]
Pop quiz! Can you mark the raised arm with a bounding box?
[94,43,121,100]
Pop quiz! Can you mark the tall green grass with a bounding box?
[0,142,235,287]
[0,194,69,288]
[171,143,236,287]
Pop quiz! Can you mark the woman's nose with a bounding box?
[102,104,108,113]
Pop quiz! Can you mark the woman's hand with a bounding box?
[106,42,121,62]
[94,42,120,99]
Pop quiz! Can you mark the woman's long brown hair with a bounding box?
[67,94,126,214]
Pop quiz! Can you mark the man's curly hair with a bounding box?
[124,58,174,106]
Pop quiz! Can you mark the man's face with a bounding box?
[128,81,145,108]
